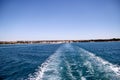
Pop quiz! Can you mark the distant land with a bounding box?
[0,38,120,44]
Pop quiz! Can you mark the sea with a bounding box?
[0,42,120,80]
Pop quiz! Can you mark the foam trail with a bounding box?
[63,59,76,80]
[81,76,86,80]
[26,44,120,80]
[62,44,85,80]
[27,46,63,80]
[62,44,76,79]
[78,47,120,79]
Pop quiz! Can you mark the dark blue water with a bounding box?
[0,42,120,80]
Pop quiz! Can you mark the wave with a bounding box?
[78,47,120,80]
[81,76,86,80]
[26,44,120,80]
[26,45,63,80]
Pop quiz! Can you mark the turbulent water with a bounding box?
[0,42,120,80]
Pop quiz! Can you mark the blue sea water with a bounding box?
[0,42,120,80]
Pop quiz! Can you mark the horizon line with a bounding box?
[0,38,120,42]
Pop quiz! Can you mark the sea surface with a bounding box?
[0,42,120,80]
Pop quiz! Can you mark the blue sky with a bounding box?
[0,0,120,41]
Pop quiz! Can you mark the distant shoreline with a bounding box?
[0,38,120,44]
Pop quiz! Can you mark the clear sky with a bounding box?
[0,0,120,41]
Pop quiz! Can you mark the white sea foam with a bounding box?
[26,46,63,80]
[79,47,120,79]
[81,76,86,80]
[62,44,77,80]
[26,44,120,80]
[63,60,76,80]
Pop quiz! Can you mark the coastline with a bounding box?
[0,38,120,44]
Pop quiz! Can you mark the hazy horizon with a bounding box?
[1,37,119,41]
[0,0,120,41]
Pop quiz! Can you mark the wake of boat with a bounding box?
[26,44,120,80]
[78,47,120,79]
[26,45,63,80]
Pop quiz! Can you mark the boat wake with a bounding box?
[26,45,63,80]
[77,47,120,80]
[26,44,120,80]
